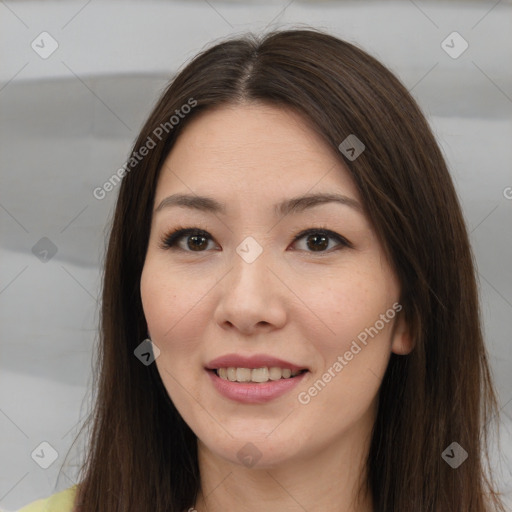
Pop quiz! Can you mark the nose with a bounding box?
[213,247,288,335]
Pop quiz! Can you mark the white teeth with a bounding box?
[269,367,282,380]
[236,368,251,382]
[251,367,269,383]
[215,367,302,383]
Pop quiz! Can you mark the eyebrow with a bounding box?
[154,192,363,217]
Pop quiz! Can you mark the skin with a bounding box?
[140,102,413,512]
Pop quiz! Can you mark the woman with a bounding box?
[19,28,507,512]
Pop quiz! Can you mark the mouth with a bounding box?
[205,354,310,402]
[208,367,309,383]
[206,366,309,404]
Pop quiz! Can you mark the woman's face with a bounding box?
[140,102,411,469]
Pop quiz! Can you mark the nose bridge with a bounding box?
[230,235,273,297]
[214,234,287,331]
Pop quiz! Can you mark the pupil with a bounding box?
[188,235,207,251]
[308,234,328,251]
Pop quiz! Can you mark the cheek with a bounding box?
[140,261,171,336]
[140,259,200,354]
[303,267,397,349]
[141,260,215,429]
[299,280,395,419]
[297,269,399,411]
[140,258,183,344]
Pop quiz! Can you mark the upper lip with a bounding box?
[205,354,308,372]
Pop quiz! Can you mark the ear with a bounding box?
[390,311,414,355]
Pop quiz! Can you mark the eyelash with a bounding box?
[158,225,353,255]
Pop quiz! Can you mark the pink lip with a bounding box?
[205,353,309,404]
[206,368,308,404]
[205,353,308,373]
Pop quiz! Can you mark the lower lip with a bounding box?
[206,369,308,404]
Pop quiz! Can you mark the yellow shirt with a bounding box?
[17,485,78,512]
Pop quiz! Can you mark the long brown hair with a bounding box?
[67,28,507,511]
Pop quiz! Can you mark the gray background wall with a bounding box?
[1,0,511,509]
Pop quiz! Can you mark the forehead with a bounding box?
[154,102,361,212]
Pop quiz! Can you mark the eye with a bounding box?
[159,227,216,252]
[291,228,352,253]
[159,226,352,254]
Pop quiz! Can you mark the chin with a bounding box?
[203,435,302,470]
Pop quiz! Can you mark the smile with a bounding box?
[214,367,307,383]
[206,368,308,404]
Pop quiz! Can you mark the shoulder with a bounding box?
[17,485,78,512]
